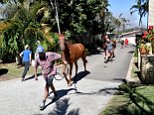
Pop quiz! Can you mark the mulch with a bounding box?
[0,74,10,82]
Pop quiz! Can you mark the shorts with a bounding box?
[107,48,113,52]
[45,76,54,86]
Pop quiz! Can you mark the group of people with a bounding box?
[120,38,129,48]
[20,42,62,110]
[102,35,116,63]
[19,34,126,110]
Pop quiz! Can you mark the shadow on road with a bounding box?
[39,88,76,111]
[24,73,42,81]
[113,78,127,83]
[48,98,80,115]
[73,70,90,84]
[128,50,134,53]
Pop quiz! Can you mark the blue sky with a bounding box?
[108,0,147,28]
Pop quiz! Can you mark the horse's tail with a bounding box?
[82,44,88,64]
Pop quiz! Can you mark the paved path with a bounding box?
[0,43,135,115]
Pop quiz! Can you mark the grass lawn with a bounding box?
[0,62,41,81]
[100,54,154,115]
[101,84,154,115]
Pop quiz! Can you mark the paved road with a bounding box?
[76,43,135,82]
[0,42,135,115]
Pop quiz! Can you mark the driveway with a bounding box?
[0,42,135,115]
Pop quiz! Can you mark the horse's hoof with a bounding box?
[68,81,73,86]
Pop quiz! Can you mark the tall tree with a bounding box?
[130,0,148,26]
[0,0,52,62]
[0,0,111,61]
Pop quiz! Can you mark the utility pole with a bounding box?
[50,0,61,34]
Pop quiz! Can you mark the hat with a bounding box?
[36,40,40,45]
[24,44,29,49]
[36,45,44,53]
[106,38,110,42]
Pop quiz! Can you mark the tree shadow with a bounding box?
[39,88,76,111]
[34,80,154,115]
[99,81,154,115]
[48,98,80,115]
[34,98,79,115]
[134,62,138,69]
[45,81,154,115]
[0,68,8,76]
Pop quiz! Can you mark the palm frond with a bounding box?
[0,21,11,31]
[30,2,47,20]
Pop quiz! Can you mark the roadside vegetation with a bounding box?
[0,0,152,114]
[0,0,133,81]
[101,83,154,115]
[100,49,154,115]
[0,0,135,63]
[0,62,41,81]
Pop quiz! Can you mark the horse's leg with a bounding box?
[74,61,78,83]
[74,61,78,76]
[81,53,87,71]
[68,63,73,86]
[62,63,69,85]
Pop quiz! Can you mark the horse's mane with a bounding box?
[63,40,71,59]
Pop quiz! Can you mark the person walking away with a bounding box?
[20,45,32,81]
[125,38,129,47]
[34,45,61,110]
[102,35,108,59]
[112,39,116,58]
[120,39,124,48]
[104,38,113,63]
[20,44,32,81]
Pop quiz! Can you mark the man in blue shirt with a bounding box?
[20,44,32,81]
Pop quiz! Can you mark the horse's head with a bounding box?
[58,34,73,51]
[58,34,65,51]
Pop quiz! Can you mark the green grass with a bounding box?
[100,53,154,115]
[101,84,154,115]
[0,62,41,80]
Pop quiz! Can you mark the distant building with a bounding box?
[148,0,154,26]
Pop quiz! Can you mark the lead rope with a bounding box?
[54,64,69,81]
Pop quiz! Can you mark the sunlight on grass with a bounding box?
[101,85,154,115]
[101,52,154,115]
[0,63,41,79]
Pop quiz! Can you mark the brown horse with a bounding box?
[59,36,87,86]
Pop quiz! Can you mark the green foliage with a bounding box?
[0,0,115,62]
[50,33,61,52]
[102,83,154,115]
[0,1,50,62]
[130,0,148,26]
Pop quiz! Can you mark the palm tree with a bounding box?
[113,18,121,34]
[121,17,130,33]
[0,0,53,62]
[130,0,148,27]
[0,0,113,61]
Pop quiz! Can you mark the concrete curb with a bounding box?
[126,52,134,81]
